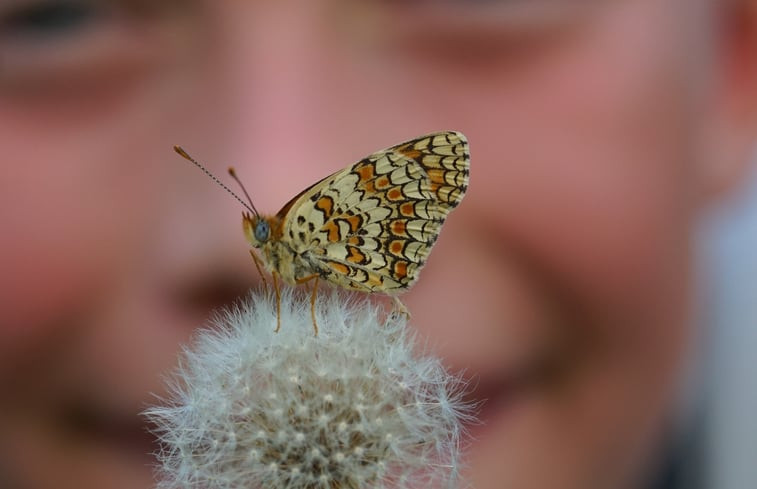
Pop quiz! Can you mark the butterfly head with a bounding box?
[242,212,272,247]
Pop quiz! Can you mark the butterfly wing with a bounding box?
[280,131,470,292]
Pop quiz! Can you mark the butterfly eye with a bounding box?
[255,220,270,243]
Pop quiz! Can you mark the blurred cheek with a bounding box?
[0,77,187,349]
[343,1,701,332]
[403,3,703,422]
[0,148,150,346]
[0,5,221,349]
[461,2,699,322]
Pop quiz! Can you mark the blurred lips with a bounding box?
[459,330,574,443]
[50,396,159,463]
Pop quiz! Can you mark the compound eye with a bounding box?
[254,220,270,242]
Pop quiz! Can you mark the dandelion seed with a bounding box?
[144,286,471,489]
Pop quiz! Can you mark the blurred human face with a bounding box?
[0,1,751,489]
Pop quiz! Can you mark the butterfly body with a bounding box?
[174,131,469,334]
[242,131,470,296]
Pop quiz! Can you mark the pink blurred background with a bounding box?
[1,1,756,488]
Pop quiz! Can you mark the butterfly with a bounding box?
[175,131,470,335]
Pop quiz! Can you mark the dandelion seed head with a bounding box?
[145,286,470,489]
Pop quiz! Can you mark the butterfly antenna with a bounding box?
[227,167,260,217]
[173,146,257,215]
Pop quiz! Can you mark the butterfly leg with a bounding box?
[272,271,282,333]
[391,296,411,321]
[296,274,320,336]
[248,249,269,292]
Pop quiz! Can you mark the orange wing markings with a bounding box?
[356,162,375,183]
[323,221,341,242]
[389,240,405,256]
[393,132,470,208]
[390,219,407,237]
[399,148,422,160]
[399,202,415,217]
[344,214,363,233]
[315,195,334,219]
[394,260,409,280]
[327,261,350,276]
[387,188,403,201]
[426,168,446,185]
[181,131,470,335]
[375,176,391,189]
[322,259,386,291]
[346,246,367,265]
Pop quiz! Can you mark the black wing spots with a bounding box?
[297,215,306,225]
[326,203,389,241]
[314,204,384,248]
[308,222,316,232]
[320,211,364,239]
[325,191,383,227]
[298,231,306,243]
[313,195,374,244]
[320,258,396,292]
[332,196,381,222]
[356,225,375,236]
[321,241,380,267]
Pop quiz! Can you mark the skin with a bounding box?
[1,1,756,488]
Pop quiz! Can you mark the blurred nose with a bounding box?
[215,2,342,211]
[153,3,361,320]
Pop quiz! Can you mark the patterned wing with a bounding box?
[280,131,470,292]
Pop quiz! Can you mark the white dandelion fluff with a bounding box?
[144,286,471,489]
